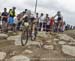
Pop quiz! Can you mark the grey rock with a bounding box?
[58,41,66,45]
[22,50,33,54]
[0,34,8,39]
[0,52,6,60]
[7,35,22,46]
[9,55,30,61]
[62,45,75,56]
[58,34,75,42]
[54,38,59,41]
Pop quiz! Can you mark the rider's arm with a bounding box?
[54,14,57,18]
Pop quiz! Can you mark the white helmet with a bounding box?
[26,10,31,16]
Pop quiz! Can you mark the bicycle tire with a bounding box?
[21,28,28,46]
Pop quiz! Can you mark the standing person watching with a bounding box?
[8,7,16,31]
[1,8,8,32]
[0,11,2,32]
[45,14,50,32]
[50,17,55,32]
[35,13,39,31]
[39,13,45,31]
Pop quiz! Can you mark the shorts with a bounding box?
[8,17,14,25]
[57,17,62,21]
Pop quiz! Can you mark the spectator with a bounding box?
[35,13,39,31]
[39,13,45,31]
[1,8,8,32]
[8,7,16,31]
[45,14,50,32]
[0,11,2,31]
[50,17,55,32]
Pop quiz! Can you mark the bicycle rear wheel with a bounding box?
[21,29,28,46]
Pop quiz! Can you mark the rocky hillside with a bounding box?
[0,30,75,61]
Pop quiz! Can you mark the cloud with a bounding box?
[0,0,75,25]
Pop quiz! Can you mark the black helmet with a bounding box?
[25,9,27,12]
[13,7,16,9]
[57,11,61,14]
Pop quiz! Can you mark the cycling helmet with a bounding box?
[26,10,31,16]
[13,7,16,9]
[57,11,61,14]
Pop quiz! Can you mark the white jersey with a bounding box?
[39,16,45,23]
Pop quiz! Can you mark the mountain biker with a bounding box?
[20,9,30,29]
[22,10,37,39]
[54,11,63,32]
[1,8,8,32]
[17,12,25,30]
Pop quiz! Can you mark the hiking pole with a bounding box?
[35,0,38,13]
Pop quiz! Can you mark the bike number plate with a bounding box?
[24,22,29,27]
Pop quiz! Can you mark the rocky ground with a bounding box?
[0,30,75,61]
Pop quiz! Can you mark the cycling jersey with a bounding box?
[39,16,45,23]
[57,14,62,21]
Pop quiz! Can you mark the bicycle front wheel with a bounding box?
[21,29,28,46]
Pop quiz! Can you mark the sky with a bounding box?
[0,0,75,25]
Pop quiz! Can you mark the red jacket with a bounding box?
[50,18,54,26]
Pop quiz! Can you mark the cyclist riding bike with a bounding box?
[54,11,63,32]
[21,10,37,46]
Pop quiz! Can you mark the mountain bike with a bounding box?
[21,21,37,46]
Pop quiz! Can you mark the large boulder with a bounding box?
[27,41,41,47]
[58,41,66,45]
[8,31,17,36]
[7,35,21,46]
[54,38,59,41]
[22,50,33,54]
[0,52,6,60]
[68,41,75,45]
[62,45,75,56]
[0,34,8,39]
[37,31,47,38]
[58,34,75,42]
[15,35,21,46]
[7,36,16,41]
[8,55,30,61]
